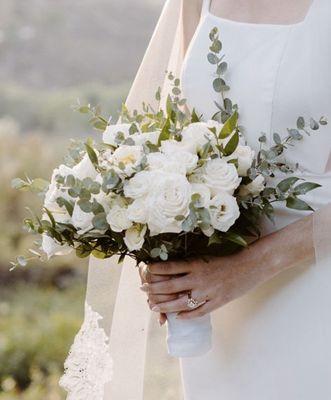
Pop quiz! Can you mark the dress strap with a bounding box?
[201,0,211,16]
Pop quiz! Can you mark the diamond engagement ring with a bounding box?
[187,291,199,309]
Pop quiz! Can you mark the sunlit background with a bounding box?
[0,1,167,399]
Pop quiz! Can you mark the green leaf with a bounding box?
[151,248,161,258]
[297,116,305,129]
[208,232,222,246]
[293,182,321,195]
[277,177,300,193]
[85,143,99,168]
[11,178,29,191]
[310,118,319,130]
[91,249,107,259]
[273,133,281,144]
[158,118,171,145]
[191,108,201,123]
[207,53,219,64]
[286,197,313,211]
[217,61,227,75]
[76,245,92,258]
[224,232,247,247]
[43,207,56,228]
[213,78,226,93]
[219,111,238,139]
[92,213,109,231]
[223,131,239,156]
[78,105,90,114]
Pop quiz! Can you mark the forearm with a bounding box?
[250,214,315,283]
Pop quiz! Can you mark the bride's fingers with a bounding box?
[149,260,192,276]
[176,300,215,320]
[151,295,190,313]
[148,293,178,305]
[140,275,192,295]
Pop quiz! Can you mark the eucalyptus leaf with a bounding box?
[286,197,313,211]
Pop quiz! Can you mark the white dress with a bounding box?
[180,0,331,399]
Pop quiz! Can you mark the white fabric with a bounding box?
[180,0,331,399]
[62,0,331,399]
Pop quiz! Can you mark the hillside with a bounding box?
[0,0,164,89]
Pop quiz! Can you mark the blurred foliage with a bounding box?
[0,283,85,399]
[0,82,128,135]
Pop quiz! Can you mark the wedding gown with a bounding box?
[180,0,331,399]
[60,1,331,399]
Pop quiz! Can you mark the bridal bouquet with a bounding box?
[13,27,327,357]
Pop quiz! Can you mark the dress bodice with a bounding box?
[181,0,331,232]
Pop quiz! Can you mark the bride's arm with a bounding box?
[141,206,330,319]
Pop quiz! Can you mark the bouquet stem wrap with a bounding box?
[166,312,212,357]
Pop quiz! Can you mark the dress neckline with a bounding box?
[205,0,317,29]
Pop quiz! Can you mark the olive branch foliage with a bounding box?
[11,27,327,269]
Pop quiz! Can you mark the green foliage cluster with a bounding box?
[0,284,85,399]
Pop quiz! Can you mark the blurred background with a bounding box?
[0,1,173,399]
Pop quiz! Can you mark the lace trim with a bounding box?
[59,302,113,400]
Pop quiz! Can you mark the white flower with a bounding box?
[103,123,134,147]
[209,192,240,232]
[225,145,255,177]
[201,158,241,196]
[131,131,160,146]
[72,202,95,234]
[124,171,151,199]
[98,149,113,169]
[124,225,147,251]
[41,234,72,259]
[147,173,191,236]
[72,153,98,180]
[146,153,186,175]
[161,143,198,173]
[127,198,149,224]
[181,122,216,153]
[240,175,266,197]
[44,165,73,223]
[111,145,144,176]
[106,205,132,232]
[190,183,211,208]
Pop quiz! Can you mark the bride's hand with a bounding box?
[140,215,314,320]
[140,238,283,320]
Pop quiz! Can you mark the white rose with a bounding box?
[190,183,211,208]
[201,158,241,196]
[239,175,265,197]
[131,131,160,146]
[111,145,144,176]
[225,145,255,177]
[72,153,98,180]
[103,123,134,147]
[44,165,73,223]
[161,143,198,173]
[209,192,240,232]
[72,202,95,234]
[106,205,132,232]
[124,225,147,251]
[41,234,72,259]
[181,122,216,153]
[146,153,186,175]
[147,173,191,236]
[124,171,152,199]
[127,198,149,224]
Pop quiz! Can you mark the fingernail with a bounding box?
[152,306,160,312]
[140,283,149,292]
